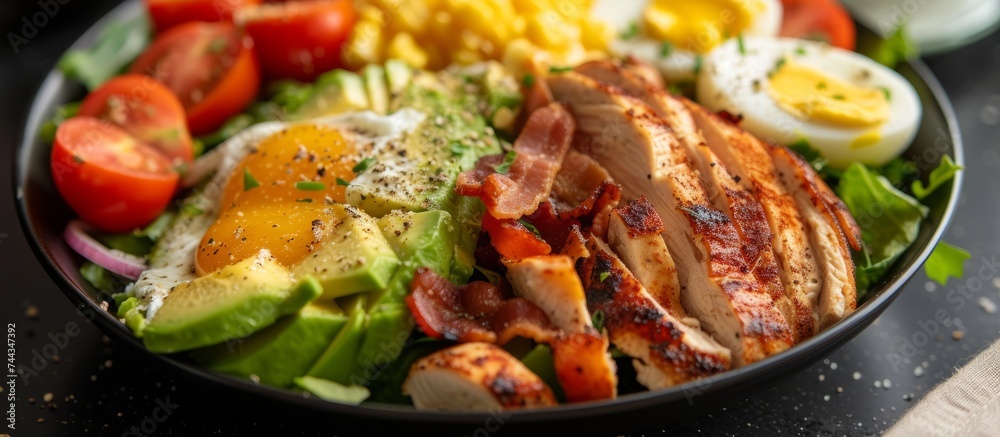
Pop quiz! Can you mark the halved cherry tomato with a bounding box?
[51,117,179,233]
[78,74,194,163]
[237,0,355,81]
[779,0,856,51]
[145,0,262,33]
[129,22,261,135]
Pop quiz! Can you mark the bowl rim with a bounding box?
[12,0,965,426]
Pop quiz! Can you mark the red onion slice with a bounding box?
[64,220,147,281]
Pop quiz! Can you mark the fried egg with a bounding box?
[595,0,783,83]
[697,37,921,167]
[131,110,424,319]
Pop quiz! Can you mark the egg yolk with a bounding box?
[767,61,890,127]
[195,124,363,275]
[642,0,756,53]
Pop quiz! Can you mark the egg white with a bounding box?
[696,36,922,168]
[596,0,783,83]
[130,109,425,320]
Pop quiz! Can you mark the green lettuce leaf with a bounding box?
[58,18,151,90]
[912,155,962,199]
[837,163,928,294]
[924,241,970,286]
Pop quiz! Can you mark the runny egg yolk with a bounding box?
[642,0,755,53]
[767,61,890,128]
[195,124,362,276]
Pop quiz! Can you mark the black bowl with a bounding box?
[14,1,964,434]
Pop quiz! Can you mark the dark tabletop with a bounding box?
[2,1,1000,435]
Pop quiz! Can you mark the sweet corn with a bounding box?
[344,0,610,71]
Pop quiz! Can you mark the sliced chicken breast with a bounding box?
[507,255,593,333]
[506,255,618,403]
[606,196,689,325]
[548,72,793,366]
[681,100,824,341]
[404,342,557,411]
[578,235,731,389]
[574,60,798,341]
[770,148,858,329]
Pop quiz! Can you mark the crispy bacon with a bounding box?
[480,212,551,262]
[556,180,621,239]
[456,103,576,219]
[407,268,559,345]
[407,267,498,343]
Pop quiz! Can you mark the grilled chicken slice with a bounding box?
[606,197,694,327]
[575,60,799,341]
[549,71,793,366]
[551,150,612,210]
[507,255,594,333]
[404,342,557,411]
[770,148,858,329]
[681,100,824,341]
[506,255,618,403]
[578,235,731,388]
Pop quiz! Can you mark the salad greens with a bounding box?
[58,17,151,90]
[837,163,929,294]
[924,241,971,286]
[913,155,962,199]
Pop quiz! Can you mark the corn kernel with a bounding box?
[387,33,429,69]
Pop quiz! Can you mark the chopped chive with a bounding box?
[295,181,326,191]
[591,309,605,332]
[693,55,703,74]
[548,66,573,73]
[668,83,683,96]
[817,81,827,90]
[768,57,787,78]
[518,219,541,238]
[795,46,807,56]
[659,41,673,58]
[352,157,376,173]
[495,151,517,174]
[181,203,204,216]
[599,272,610,282]
[243,168,260,191]
[737,34,746,55]
[336,177,351,187]
[620,21,639,40]
[450,141,470,156]
[879,86,892,101]
[832,94,845,100]
[522,73,535,88]
[208,36,228,53]
[296,198,314,203]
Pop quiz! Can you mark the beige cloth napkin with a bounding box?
[886,339,1000,437]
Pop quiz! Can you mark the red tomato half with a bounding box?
[238,0,355,81]
[130,22,261,135]
[51,117,179,233]
[146,0,262,33]
[780,0,856,51]
[78,74,194,163]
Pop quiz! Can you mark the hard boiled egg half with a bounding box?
[594,0,783,83]
[697,37,921,167]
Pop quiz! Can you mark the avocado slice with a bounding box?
[296,70,370,119]
[362,64,389,115]
[307,294,368,385]
[385,59,413,101]
[190,299,348,387]
[293,376,370,405]
[290,204,400,299]
[142,254,322,353]
[369,210,456,310]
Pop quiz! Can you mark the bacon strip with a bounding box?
[456,103,576,219]
[481,213,551,262]
[407,268,559,345]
